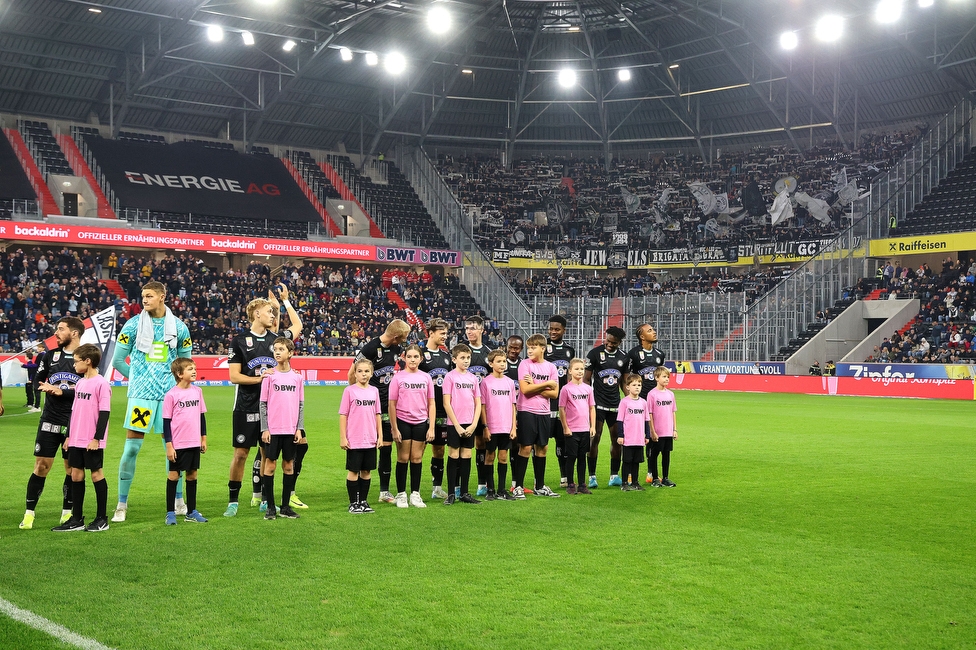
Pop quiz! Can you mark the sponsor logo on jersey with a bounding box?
[571,393,589,401]
[355,399,377,407]
[402,382,429,390]
[118,333,129,344]
[181,337,193,349]
[178,399,200,408]
[273,384,297,392]
[130,405,152,427]
[374,366,396,385]
[597,368,621,386]
[627,406,645,416]
[246,356,276,371]
[50,371,81,390]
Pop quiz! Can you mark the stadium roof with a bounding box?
[1,0,974,157]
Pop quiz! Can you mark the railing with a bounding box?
[117,208,336,239]
[0,198,38,219]
[866,98,973,239]
[402,147,534,339]
[69,129,121,216]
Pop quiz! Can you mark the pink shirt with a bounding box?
[558,382,594,432]
[648,387,677,438]
[516,358,557,415]
[339,384,381,449]
[480,374,517,434]
[616,396,650,446]
[68,374,111,449]
[443,370,479,425]
[163,385,207,449]
[389,370,434,424]
[260,369,305,435]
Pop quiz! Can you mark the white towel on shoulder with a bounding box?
[135,306,179,354]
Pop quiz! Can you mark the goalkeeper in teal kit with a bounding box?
[111,281,193,522]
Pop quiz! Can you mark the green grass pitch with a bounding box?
[0,387,974,649]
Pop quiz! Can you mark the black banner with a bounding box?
[84,137,319,222]
[0,132,35,200]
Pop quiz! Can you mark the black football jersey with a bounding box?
[545,340,576,410]
[36,346,82,425]
[585,345,628,408]
[355,336,403,410]
[419,346,454,418]
[627,345,666,399]
[504,356,522,396]
[229,329,292,412]
[467,343,494,382]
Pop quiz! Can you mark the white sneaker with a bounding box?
[174,498,188,516]
[559,477,568,488]
[431,486,448,499]
[409,491,427,508]
[395,492,409,509]
[534,485,561,498]
[378,491,396,504]
[29,407,41,413]
[111,503,127,522]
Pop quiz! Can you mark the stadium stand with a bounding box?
[890,147,976,236]
[289,151,343,202]
[117,131,166,145]
[18,120,73,177]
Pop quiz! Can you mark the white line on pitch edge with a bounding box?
[0,597,115,650]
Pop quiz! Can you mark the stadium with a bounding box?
[0,0,974,647]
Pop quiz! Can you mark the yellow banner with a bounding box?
[869,231,976,257]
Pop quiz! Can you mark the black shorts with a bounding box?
[430,418,448,446]
[346,448,377,473]
[168,447,201,472]
[447,424,475,450]
[233,411,262,449]
[622,445,645,464]
[516,411,551,448]
[396,419,429,443]
[564,431,590,460]
[34,420,69,458]
[67,447,104,471]
[381,418,393,444]
[594,409,618,435]
[648,437,674,453]
[263,435,297,462]
[486,433,512,452]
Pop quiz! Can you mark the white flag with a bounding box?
[769,191,793,226]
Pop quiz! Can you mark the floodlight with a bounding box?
[340,47,353,61]
[282,39,296,52]
[779,30,798,50]
[427,5,451,34]
[207,25,224,42]
[241,31,255,46]
[918,0,933,7]
[815,14,844,42]
[385,51,406,75]
[557,68,577,88]
[668,63,679,69]
[618,68,631,81]
[88,7,102,13]
[365,51,378,66]
[875,0,903,23]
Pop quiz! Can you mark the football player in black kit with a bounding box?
[349,318,411,504]
[504,335,524,386]
[544,315,575,487]
[626,323,666,486]
[19,316,85,530]
[418,318,454,499]
[584,326,628,489]
[224,285,302,517]
[464,315,495,497]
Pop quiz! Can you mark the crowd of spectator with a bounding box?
[0,247,491,356]
[437,128,922,261]
[864,256,976,363]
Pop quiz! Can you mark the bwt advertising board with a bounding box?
[84,137,320,223]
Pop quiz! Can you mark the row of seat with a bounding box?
[19,121,73,177]
[892,147,976,236]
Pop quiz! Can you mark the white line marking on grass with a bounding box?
[0,597,115,649]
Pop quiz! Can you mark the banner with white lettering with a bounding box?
[681,361,787,375]
[84,137,320,222]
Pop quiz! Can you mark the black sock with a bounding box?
[577,450,587,486]
[651,450,660,480]
[282,473,296,507]
[459,457,472,495]
[62,474,73,510]
[359,477,371,503]
[228,480,242,503]
[379,446,392,491]
[475,450,487,485]
[93,478,107,519]
[587,453,597,476]
[167,478,178,512]
[554,435,565,479]
[186,479,197,512]
[26,473,46,511]
[430,457,444,487]
[410,462,422,493]
[532,455,547,490]
[395,461,408,493]
[346,478,358,504]
[293,443,307,479]
[252,456,262,496]
[263,474,276,509]
[485,460,495,492]
[72,480,85,520]
[662,450,671,479]
[498,462,508,491]
[512,454,526,488]
[446,457,458,495]
[610,455,621,477]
